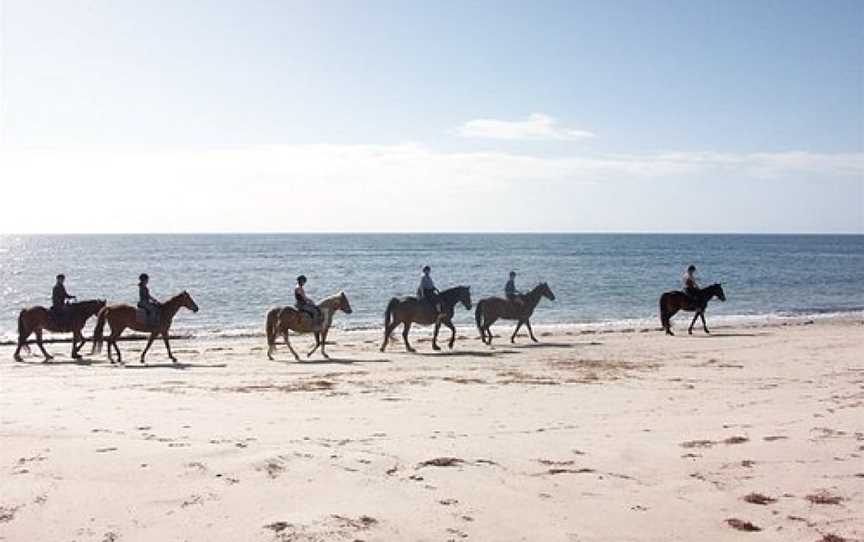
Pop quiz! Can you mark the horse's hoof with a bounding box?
[170,357,178,363]
[432,345,441,351]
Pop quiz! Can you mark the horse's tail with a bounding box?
[659,294,669,330]
[475,300,485,336]
[17,310,26,345]
[91,308,107,354]
[266,308,280,347]
[384,297,400,330]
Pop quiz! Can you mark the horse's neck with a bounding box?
[524,286,544,308]
[160,295,184,319]
[441,288,462,307]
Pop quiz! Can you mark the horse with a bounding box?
[13,299,106,362]
[91,291,199,364]
[265,291,353,361]
[380,286,472,352]
[659,283,726,336]
[475,282,555,345]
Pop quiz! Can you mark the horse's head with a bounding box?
[459,286,472,310]
[180,291,200,313]
[338,291,353,314]
[540,282,556,301]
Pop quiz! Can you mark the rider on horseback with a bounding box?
[682,265,700,301]
[505,270,524,306]
[295,275,322,329]
[138,273,161,325]
[51,274,76,324]
[418,265,443,318]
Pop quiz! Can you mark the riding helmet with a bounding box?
[139,273,149,282]
[422,265,431,273]
[297,275,307,284]
[56,274,65,280]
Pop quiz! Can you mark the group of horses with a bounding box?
[12,281,726,364]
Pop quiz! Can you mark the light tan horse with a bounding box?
[14,299,106,362]
[91,291,199,364]
[265,291,352,360]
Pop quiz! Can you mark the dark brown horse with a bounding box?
[659,283,726,335]
[265,291,353,361]
[475,282,555,345]
[91,291,199,364]
[380,286,472,352]
[13,299,106,362]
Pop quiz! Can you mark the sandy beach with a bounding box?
[1,317,862,542]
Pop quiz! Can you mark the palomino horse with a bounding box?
[659,283,726,336]
[13,299,106,362]
[475,282,555,345]
[91,291,199,363]
[266,291,353,360]
[380,286,472,352]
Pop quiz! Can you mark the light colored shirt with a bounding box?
[419,274,436,291]
[682,272,698,290]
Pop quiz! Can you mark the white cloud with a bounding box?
[457,113,596,141]
[0,144,860,233]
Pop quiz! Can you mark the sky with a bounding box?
[0,0,861,233]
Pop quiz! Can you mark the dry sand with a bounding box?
[1,317,862,541]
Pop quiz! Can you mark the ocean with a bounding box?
[1,234,862,343]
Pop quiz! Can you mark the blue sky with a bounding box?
[0,0,861,233]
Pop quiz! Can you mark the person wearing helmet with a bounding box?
[294,275,321,328]
[505,270,523,303]
[682,264,700,301]
[418,265,443,317]
[138,273,161,325]
[51,273,76,323]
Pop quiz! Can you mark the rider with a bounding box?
[294,275,321,328]
[505,270,523,305]
[51,274,76,322]
[138,273,161,325]
[682,264,700,301]
[418,265,443,318]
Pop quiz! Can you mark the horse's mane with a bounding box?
[318,291,346,305]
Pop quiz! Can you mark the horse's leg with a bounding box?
[380,321,396,352]
[282,331,300,361]
[141,331,157,363]
[319,327,330,359]
[35,329,52,361]
[71,330,82,358]
[162,333,177,362]
[688,311,700,335]
[308,331,321,357]
[510,320,524,343]
[402,322,415,353]
[665,307,677,336]
[446,320,456,349]
[14,327,32,362]
[700,312,710,334]
[526,319,539,343]
[432,320,442,351]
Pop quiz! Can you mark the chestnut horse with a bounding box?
[475,282,555,345]
[265,291,353,361]
[659,283,726,335]
[13,299,106,362]
[380,286,472,352]
[91,291,199,363]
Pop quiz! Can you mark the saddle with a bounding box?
[136,307,160,327]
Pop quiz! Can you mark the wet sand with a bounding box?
[1,317,862,541]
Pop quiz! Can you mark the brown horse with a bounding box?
[380,286,472,352]
[91,291,199,364]
[659,283,726,335]
[475,282,555,345]
[266,291,353,361]
[13,299,106,362]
